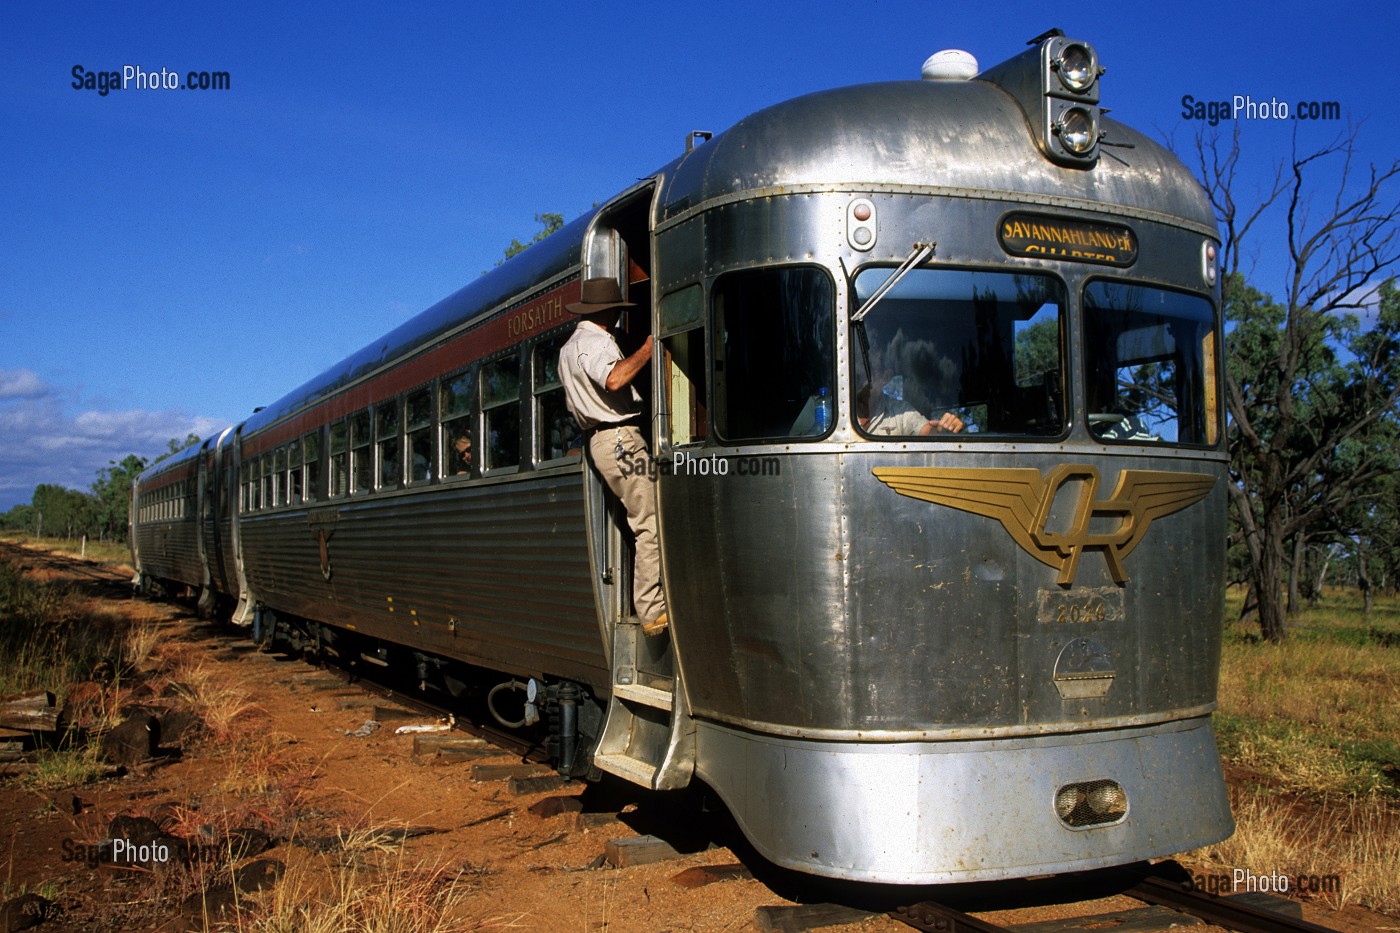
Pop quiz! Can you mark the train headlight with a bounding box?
[1054,43,1098,93]
[1040,34,1102,166]
[1055,106,1098,154]
[974,31,1104,169]
[1054,779,1128,827]
[1054,786,1083,821]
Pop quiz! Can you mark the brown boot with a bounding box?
[640,613,669,636]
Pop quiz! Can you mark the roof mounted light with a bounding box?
[1055,106,1098,154]
[921,49,979,81]
[1054,43,1098,93]
[974,30,1105,169]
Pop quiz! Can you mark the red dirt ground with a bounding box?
[0,543,1391,932]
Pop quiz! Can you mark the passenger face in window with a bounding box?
[452,434,472,474]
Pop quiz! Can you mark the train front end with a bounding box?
[652,34,1233,883]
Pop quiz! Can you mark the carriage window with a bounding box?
[483,356,521,469]
[712,266,835,442]
[407,388,432,482]
[1083,282,1218,446]
[260,455,273,510]
[535,335,582,461]
[376,400,402,488]
[351,410,373,494]
[271,447,284,506]
[329,422,348,497]
[850,269,1067,438]
[287,439,303,505]
[440,370,475,478]
[302,430,321,502]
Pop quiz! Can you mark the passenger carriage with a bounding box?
[133,31,1233,883]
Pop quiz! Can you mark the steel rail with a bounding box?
[1125,869,1342,933]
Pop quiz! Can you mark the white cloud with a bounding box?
[0,370,223,510]
[0,368,48,400]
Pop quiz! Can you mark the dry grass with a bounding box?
[1216,600,1400,797]
[1,532,135,571]
[20,743,107,790]
[1205,588,1400,915]
[1193,786,1400,913]
[123,616,165,673]
[240,844,476,933]
[0,557,154,695]
[159,650,263,742]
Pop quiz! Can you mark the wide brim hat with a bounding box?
[566,277,636,314]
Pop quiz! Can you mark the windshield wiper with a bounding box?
[850,241,935,323]
[850,240,935,383]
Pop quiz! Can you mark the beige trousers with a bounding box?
[588,425,666,625]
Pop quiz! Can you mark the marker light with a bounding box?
[1055,43,1098,93]
[1202,240,1219,287]
[847,198,877,252]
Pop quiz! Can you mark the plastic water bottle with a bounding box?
[814,387,831,432]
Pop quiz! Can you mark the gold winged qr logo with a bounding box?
[870,465,1215,586]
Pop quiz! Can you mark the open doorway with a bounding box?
[580,184,658,633]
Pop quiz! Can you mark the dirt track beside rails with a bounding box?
[0,543,1386,932]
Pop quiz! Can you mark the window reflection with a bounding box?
[1083,282,1217,446]
[851,269,1066,438]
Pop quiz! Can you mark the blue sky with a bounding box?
[3,1,1398,510]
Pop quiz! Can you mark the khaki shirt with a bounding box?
[559,320,642,431]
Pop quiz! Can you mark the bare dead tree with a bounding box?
[1195,125,1400,642]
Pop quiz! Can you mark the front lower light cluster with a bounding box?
[1054,779,1128,828]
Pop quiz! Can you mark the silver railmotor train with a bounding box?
[132,33,1234,884]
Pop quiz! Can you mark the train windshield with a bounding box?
[851,269,1066,438]
[1083,281,1219,446]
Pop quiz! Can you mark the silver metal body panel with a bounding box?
[203,427,239,597]
[132,443,204,589]
[656,80,1214,238]
[695,716,1232,884]
[238,468,605,684]
[662,449,1226,739]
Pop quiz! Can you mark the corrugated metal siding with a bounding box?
[241,469,604,684]
[135,520,203,587]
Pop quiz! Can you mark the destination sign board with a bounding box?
[998,213,1138,266]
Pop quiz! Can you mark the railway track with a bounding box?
[3,542,1349,933]
[0,539,137,593]
[890,862,1341,933]
[0,540,545,760]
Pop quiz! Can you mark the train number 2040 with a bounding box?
[1037,587,1125,625]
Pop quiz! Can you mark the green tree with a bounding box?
[1196,128,1400,641]
[156,433,201,463]
[0,503,36,532]
[31,484,96,540]
[497,212,563,265]
[90,453,149,541]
